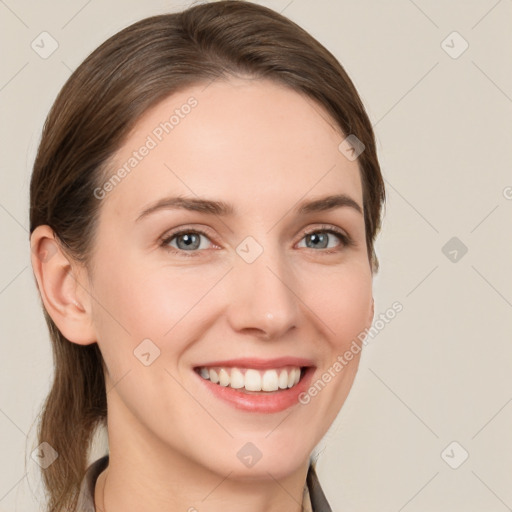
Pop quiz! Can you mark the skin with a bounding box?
[31,77,374,512]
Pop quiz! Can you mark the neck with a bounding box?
[96,452,309,512]
[96,398,311,512]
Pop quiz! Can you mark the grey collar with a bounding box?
[76,454,332,512]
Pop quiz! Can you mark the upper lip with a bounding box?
[194,357,315,369]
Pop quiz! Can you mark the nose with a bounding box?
[226,244,300,341]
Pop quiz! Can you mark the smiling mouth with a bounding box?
[194,365,306,393]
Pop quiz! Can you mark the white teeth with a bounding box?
[287,368,295,388]
[197,366,304,392]
[278,370,289,389]
[244,369,262,391]
[230,368,245,389]
[218,368,230,386]
[262,369,279,391]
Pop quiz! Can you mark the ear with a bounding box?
[30,225,96,345]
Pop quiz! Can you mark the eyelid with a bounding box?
[161,224,217,242]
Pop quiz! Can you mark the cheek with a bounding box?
[89,253,226,359]
[301,262,373,348]
[298,264,372,424]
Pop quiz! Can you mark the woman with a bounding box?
[29,1,385,511]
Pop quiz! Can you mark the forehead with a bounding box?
[99,77,363,220]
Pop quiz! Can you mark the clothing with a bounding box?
[76,454,332,512]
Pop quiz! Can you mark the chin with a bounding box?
[202,435,314,481]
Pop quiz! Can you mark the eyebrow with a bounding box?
[135,193,362,222]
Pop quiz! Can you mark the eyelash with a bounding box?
[160,224,354,258]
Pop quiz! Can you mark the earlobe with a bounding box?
[30,225,96,345]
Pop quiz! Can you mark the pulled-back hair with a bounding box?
[29,2,385,510]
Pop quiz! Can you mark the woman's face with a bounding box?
[85,77,374,479]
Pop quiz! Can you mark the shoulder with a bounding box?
[75,454,109,512]
[307,463,333,512]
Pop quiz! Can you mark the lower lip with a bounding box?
[194,367,315,413]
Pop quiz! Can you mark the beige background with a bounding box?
[1,0,511,510]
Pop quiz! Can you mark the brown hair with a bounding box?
[29,1,385,510]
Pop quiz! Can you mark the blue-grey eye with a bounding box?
[298,230,343,250]
[167,232,210,251]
